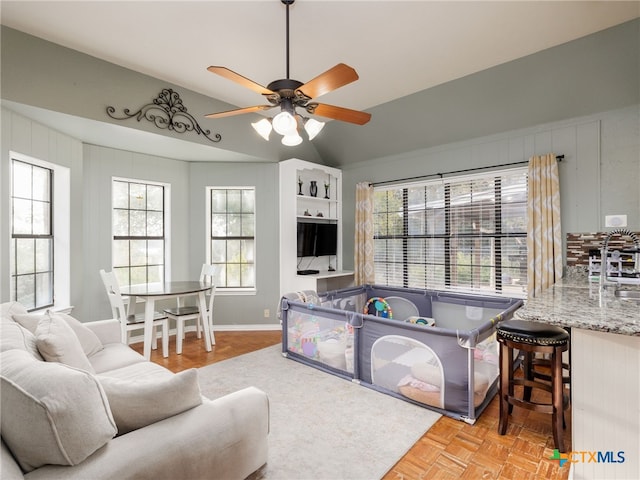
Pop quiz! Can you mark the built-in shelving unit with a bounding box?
[279,158,353,295]
[295,168,339,221]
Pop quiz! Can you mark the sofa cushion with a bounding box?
[89,342,147,374]
[35,312,95,372]
[0,317,43,359]
[96,358,173,381]
[1,440,24,480]
[0,349,116,472]
[13,311,104,357]
[98,368,202,435]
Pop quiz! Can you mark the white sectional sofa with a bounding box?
[0,302,269,480]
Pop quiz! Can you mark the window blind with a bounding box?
[373,168,527,297]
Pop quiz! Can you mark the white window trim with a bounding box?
[10,151,70,311]
[205,186,257,295]
[111,176,171,283]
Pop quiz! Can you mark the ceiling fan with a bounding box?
[205,0,371,145]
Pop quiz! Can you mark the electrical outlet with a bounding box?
[605,215,627,228]
[263,309,270,318]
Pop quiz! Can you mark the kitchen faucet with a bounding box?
[599,228,640,289]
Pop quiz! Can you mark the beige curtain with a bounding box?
[354,182,375,285]
[527,153,562,298]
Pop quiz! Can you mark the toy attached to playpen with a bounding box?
[280,285,523,423]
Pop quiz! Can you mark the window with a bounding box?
[112,179,167,287]
[207,187,255,291]
[373,168,527,296]
[10,159,54,310]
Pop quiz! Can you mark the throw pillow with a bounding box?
[13,311,104,357]
[0,349,116,472]
[1,301,28,318]
[35,312,95,372]
[98,368,202,435]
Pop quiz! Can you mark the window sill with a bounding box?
[29,305,74,315]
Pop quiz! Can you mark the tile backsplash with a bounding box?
[566,231,640,266]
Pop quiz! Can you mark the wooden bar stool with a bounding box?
[497,319,570,452]
[522,337,571,405]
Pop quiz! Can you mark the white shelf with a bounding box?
[297,215,338,221]
[298,270,353,280]
[296,271,354,292]
[280,159,347,295]
[297,195,337,203]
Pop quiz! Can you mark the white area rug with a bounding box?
[198,344,441,480]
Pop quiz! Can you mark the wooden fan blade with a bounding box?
[298,63,359,99]
[205,105,275,119]
[207,66,273,95]
[308,103,371,125]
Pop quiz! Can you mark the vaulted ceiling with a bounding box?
[2,1,639,166]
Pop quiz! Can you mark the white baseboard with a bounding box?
[214,323,281,332]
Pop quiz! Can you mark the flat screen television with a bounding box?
[314,223,338,256]
[296,222,338,257]
[296,222,316,257]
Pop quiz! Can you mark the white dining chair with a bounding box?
[99,269,169,357]
[163,264,216,354]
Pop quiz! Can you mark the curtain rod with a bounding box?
[371,154,564,187]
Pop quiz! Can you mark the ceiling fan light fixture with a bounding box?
[281,132,303,146]
[303,117,325,140]
[272,110,297,135]
[251,118,272,140]
[205,0,371,144]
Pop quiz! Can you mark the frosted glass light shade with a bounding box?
[251,118,272,140]
[304,118,325,140]
[272,111,297,135]
[281,133,303,146]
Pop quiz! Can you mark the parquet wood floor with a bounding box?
[133,332,571,480]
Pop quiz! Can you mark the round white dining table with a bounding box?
[121,281,214,360]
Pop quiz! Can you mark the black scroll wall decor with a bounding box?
[106,88,222,143]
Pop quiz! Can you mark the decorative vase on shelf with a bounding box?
[309,180,318,197]
[298,177,303,195]
[324,183,330,199]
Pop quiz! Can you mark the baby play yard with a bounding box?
[280,285,523,423]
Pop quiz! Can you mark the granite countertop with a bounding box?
[514,277,640,336]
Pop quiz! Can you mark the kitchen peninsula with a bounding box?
[515,277,639,480]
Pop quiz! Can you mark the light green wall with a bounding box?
[80,145,283,324]
[341,105,640,271]
[188,162,281,326]
[1,108,84,314]
[0,25,323,164]
[1,108,283,324]
[318,18,640,166]
[6,103,635,321]
[81,144,193,321]
[1,19,639,323]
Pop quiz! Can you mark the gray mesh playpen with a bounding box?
[280,285,523,423]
